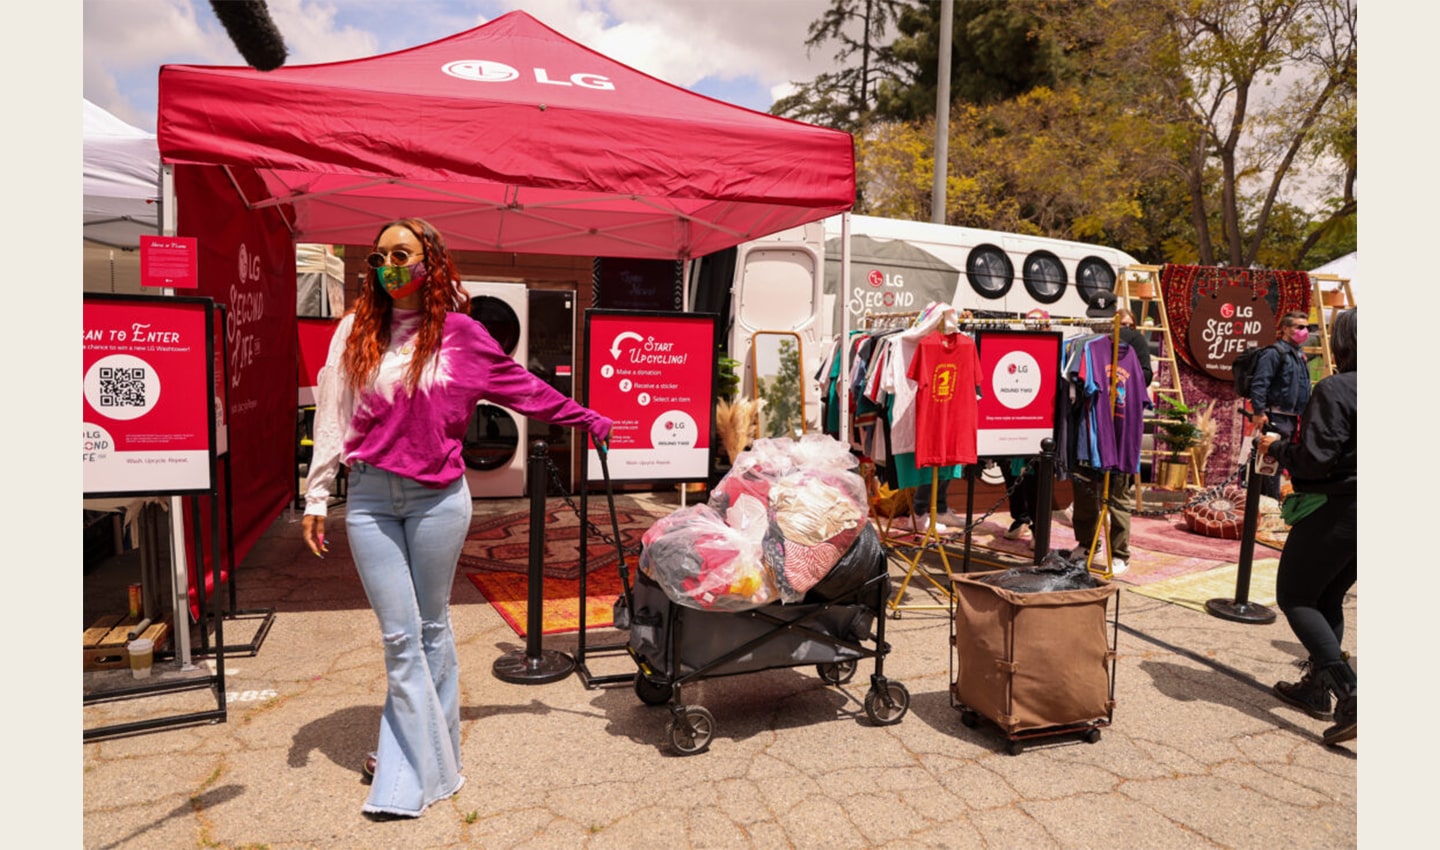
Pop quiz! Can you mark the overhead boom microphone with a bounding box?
[210,0,289,71]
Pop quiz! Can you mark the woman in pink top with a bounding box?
[303,219,611,818]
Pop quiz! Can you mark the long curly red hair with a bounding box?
[341,218,470,392]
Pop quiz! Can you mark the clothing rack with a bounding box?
[1078,313,1126,578]
[861,309,922,329]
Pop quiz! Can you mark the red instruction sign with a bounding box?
[584,310,717,483]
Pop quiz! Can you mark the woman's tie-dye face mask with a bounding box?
[377,261,428,299]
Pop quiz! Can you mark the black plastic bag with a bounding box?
[804,524,889,609]
[972,551,1102,593]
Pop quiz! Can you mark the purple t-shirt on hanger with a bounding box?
[1081,338,1148,474]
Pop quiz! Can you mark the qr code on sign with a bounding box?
[98,366,147,408]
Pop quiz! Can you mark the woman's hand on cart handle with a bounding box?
[589,415,614,451]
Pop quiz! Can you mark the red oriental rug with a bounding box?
[467,563,634,637]
[459,498,666,580]
[460,496,670,637]
[962,511,1266,588]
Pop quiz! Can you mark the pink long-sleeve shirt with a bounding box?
[304,309,610,516]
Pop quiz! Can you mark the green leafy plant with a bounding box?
[1153,394,1203,461]
[717,354,741,402]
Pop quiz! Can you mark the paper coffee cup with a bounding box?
[127,638,154,679]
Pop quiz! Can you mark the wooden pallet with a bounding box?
[83,612,172,671]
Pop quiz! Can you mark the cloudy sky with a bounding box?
[84,0,847,132]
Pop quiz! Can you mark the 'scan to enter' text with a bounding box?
[127,583,142,618]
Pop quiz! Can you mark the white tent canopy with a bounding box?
[1310,251,1357,290]
[84,99,161,291]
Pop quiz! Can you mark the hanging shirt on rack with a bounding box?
[1076,335,1148,473]
[906,330,983,467]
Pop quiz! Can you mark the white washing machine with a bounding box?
[459,281,528,497]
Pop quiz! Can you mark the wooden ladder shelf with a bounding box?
[1117,265,1203,507]
[1307,273,1355,378]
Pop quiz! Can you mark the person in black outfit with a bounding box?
[1250,311,1313,501]
[1258,308,1356,747]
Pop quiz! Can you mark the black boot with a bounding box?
[1273,659,1333,720]
[1317,660,1356,746]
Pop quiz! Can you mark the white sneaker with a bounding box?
[1003,521,1031,541]
[916,515,950,535]
[1109,558,1128,576]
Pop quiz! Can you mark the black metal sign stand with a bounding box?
[83,295,228,741]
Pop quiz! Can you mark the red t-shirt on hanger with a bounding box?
[906,331,982,466]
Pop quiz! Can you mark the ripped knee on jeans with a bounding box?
[421,617,451,644]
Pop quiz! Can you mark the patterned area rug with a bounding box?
[1127,558,1280,613]
[459,496,669,580]
[461,494,672,637]
[920,510,1256,588]
[467,564,633,637]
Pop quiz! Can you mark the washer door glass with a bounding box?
[468,295,521,356]
[1075,257,1117,307]
[1021,251,1067,305]
[966,244,1014,299]
[462,403,519,471]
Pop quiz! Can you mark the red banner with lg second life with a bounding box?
[176,164,298,618]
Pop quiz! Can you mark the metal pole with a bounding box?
[1034,440,1056,564]
[493,441,576,683]
[932,0,954,224]
[1205,449,1278,624]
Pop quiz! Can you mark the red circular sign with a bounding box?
[867,269,884,287]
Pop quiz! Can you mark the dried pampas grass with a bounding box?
[715,396,763,463]
[1192,399,1218,474]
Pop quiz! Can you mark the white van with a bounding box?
[687,213,1141,433]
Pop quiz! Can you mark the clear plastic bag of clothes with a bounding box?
[768,466,868,602]
[971,551,1104,594]
[638,497,780,612]
[708,434,861,516]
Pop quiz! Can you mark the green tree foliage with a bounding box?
[1162,0,1358,267]
[771,0,909,131]
[759,339,804,439]
[790,0,1357,270]
[872,0,1067,120]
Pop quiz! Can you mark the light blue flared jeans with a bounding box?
[345,462,472,816]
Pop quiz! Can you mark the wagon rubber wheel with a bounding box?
[959,709,979,728]
[817,660,857,686]
[1084,728,1102,744]
[633,672,671,707]
[863,681,910,725]
[1007,739,1025,756]
[666,706,715,755]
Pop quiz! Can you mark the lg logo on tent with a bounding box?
[443,60,615,90]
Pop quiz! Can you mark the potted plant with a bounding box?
[1152,394,1203,489]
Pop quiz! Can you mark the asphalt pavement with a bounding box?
[80,492,1359,849]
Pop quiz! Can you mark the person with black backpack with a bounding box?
[1247,311,1312,500]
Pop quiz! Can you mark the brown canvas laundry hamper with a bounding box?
[950,571,1118,754]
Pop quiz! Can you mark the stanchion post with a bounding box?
[1204,449,1278,624]
[493,441,577,684]
[1033,439,1056,564]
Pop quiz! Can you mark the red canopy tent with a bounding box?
[152,10,855,656]
[157,9,855,259]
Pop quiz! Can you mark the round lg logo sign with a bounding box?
[443,60,520,82]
